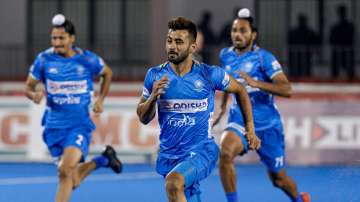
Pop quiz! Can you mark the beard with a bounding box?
[54,50,67,57]
[233,39,253,52]
[167,50,190,64]
[53,46,68,56]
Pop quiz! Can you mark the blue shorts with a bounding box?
[226,122,285,173]
[42,123,95,163]
[156,140,219,201]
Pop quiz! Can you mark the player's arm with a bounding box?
[240,72,292,98]
[137,76,168,124]
[213,51,230,127]
[225,77,260,150]
[24,75,44,104]
[93,64,113,114]
[212,92,229,127]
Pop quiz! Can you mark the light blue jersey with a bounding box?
[219,45,283,131]
[143,61,230,200]
[29,47,105,129]
[220,45,287,172]
[142,61,230,159]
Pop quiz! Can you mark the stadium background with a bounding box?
[0,0,359,201]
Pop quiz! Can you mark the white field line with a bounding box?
[0,169,220,186]
[0,171,161,186]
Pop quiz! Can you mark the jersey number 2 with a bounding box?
[76,134,84,146]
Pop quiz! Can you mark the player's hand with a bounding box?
[212,110,225,127]
[245,131,261,150]
[240,72,258,88]
[32,91,44,104]
[92,99,104,116]
[150,75,169,101]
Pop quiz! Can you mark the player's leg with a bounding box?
[42,128,80,202]
[74,145,123,188]
[59,126,95,190]
[219,129,247,202]
[72,160,96,188]
[165,171,187,202]
[268,169,298,199]
[56,146,82,202]
[165,140,219,202]
[267,170,310,202]
[68,123,122,188]
[156,157,187,202]
[258,125,310,202]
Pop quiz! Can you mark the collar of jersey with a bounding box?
[230,44,258,59]
[166,60,196,78]
[51,46,83,60]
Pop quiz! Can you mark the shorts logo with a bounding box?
[168,114,195,127]
[159,98,208,113]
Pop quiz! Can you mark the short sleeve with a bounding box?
[219,48,227,68]
[261,51,283,79]
[142,68,155,100]
[29,54,44,81]
[209,66,231,91]
[86,51,105,76]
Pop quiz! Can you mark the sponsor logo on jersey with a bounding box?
[159,98,208,113]
[168,114,195,127]
[52,96,81,104]
[46,79,88,95]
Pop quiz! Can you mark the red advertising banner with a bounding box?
[0,95,359,164]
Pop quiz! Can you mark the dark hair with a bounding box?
[168,17,197,42]
[237,16,257,32]
[53,19,76,35]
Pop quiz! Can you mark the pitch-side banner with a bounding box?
[0,96,359,164]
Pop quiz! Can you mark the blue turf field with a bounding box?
[0,163,359,202]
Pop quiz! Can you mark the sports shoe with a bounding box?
[102,145,123,174]
[300,192,311,202]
